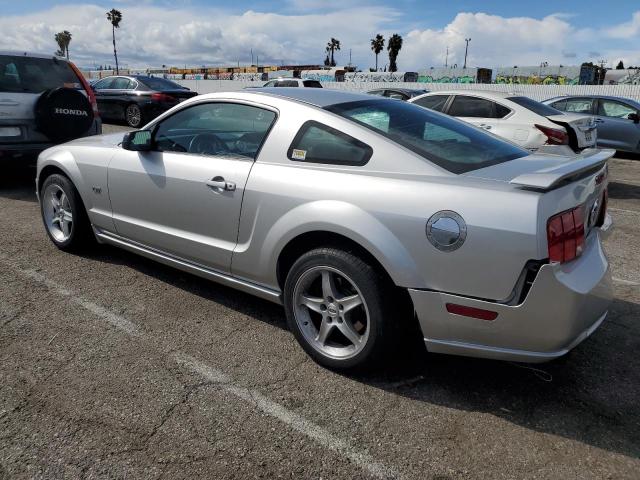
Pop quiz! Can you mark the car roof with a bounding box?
[421,90,517,100]
[0,50,70,61]
[245,87,372,107]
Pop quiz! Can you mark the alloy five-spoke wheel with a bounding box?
[39,173,93,252]
[42,184,74,242]
[284,247,397,371]
[293,266,370,360]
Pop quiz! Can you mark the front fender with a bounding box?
[37,148,90,207]
[251,200,424,290]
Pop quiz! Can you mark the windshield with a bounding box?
[325,99,528,174]
[508,96,562,117]
[0,55,82,93]
[136,76,186,91]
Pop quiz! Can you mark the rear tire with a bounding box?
[40,174,94,252]
[283,247,397,371]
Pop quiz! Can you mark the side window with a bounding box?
[288,121,373,166]
[277,80,299,87]
[598,100,637,118]
[263,80,276,87]
[368,90,385,97]
[387,91,407,100]
[302,80,322,88]
[564,98,593,114]
[448,96,495,118]
[112,77,132,89]
[413,95,450,112]
[153,102,276,159]
[549,99,567,111]
[94,78,114,89]
[494,103,511,119]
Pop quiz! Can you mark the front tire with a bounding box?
[125,103,143,128]
[40,174,93,252]
[284,247,397,371]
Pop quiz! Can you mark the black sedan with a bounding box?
[366,88,429,101]
[91,75,198,127]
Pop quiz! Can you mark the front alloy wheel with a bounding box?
[42,183,74,242]
[125,103,142,128]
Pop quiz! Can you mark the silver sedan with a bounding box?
[36,88,613,370]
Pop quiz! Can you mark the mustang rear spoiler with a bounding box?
[510,148,614,190]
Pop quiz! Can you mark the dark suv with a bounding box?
[0,51,101,162]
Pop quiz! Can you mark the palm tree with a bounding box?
[326,38,341,67]
[54,31,72,59]
[370,34,384,71]
[106,9,123,74]
[387,33,403,72]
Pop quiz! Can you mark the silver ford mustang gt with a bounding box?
[36,88,613,370]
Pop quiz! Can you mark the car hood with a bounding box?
[65,131,125,148]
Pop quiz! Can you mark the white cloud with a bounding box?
[0,4,638,70]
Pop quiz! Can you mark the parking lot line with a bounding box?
[0,253,403,480]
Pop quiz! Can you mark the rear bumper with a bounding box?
[409,231,612,363]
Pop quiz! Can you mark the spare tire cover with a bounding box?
[35,88,93,142]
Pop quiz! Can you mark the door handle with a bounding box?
[206,176,236,191]
[595,118,605,123]
[479,124,492,130]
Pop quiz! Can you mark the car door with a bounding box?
[107,101,278,273]
[446,95,499,132]
[594,98,640,152]
[92,77,115,118]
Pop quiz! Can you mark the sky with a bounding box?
[0,0,639,70]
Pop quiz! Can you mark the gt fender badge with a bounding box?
[426,210,467,252]
[92,186,102,194]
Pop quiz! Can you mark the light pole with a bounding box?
[463,38,471,69]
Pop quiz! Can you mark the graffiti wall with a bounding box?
[417,68,477,83]
[495,66,582,85]
[344,72,414,82]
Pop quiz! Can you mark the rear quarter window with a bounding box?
[288,121,372,166]
[303,80,322,88]
[0,55,81,93]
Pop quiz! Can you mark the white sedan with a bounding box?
[410,90,597,152]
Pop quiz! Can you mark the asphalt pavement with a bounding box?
[1,131,639,479]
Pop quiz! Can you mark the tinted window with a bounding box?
[367,90,385,97]
[509,96,566,116]
[495,103,511,118]
[137,76,185,90]
[276,80,299,87]
[303,80,323,88]
[263,80,277,87]
[153,102,276,159]
[598,99,637,118]
[112,77,133,89]
[448,96,497,118]
[413,95,450,112]
[0,55,81,93]
[326,99,528,174]
[94,78,114,89]
[288,121,372,166]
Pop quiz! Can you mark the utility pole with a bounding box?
[463,38,471,69]
[251,48,254,66]
[349,48,352,68]
[445,46,449,68]
[598,59,607,84]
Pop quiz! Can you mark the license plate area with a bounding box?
[0,126,21,137]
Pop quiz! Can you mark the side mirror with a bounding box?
[122,130,152,151]
[628,113,640,124]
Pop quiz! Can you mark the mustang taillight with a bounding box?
[535,124,569,145]
[151,93,176,103]
[547,205,585,263]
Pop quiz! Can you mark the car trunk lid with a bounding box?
[546,113,597,150]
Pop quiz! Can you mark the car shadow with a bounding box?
[0,164,37,203]
[78,245,640,461]
[609,181,640,201]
